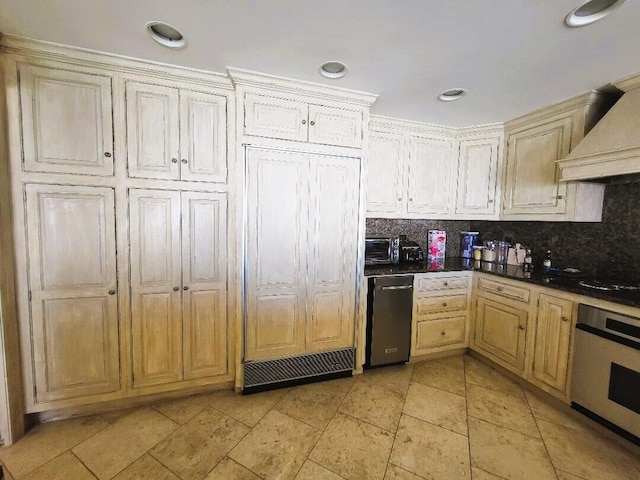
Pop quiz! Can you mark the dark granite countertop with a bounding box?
[365,257,640,309]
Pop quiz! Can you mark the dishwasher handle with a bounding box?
[380,285,413,291]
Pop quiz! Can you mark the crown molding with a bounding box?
[227,67,378,107]
[0,33,234,90]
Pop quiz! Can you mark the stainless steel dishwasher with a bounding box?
[366,275,413,367]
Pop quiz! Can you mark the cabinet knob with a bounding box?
[171,158,178,164]
[108,289,116,295]
[488,199,494,203]
[301,119,307,125]
[441,331,446,336]
[557,195,564,200]
[181,159,188,164]
[397,197,402,201]
[409,198,414,201]
[173,286,180,291]
[561,316,569,322]
[310,120,315,126]
[443,281,448,287]
[442,302,448,307]
[518,325,525,330]
[183,286,189,291]
[497,286,504,292]
[104,152,112,158]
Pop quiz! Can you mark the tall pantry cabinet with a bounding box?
[2,40,235,414]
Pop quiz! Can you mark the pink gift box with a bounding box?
[427,230,446,258]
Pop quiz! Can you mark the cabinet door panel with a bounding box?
[244,93,307,142]
[182,192,227,379]
[306,156,359,352]
[532,294,573,393]
[179,90,227,182]
[308,105,362,148]
[245,148,308,360]
[129,189,182,387]
[456,137,499,215]
[407,136,454,215]
[126,82,179,180]
[367,131,405,215]
[474,296,527,371]
[504,117,571,215]
[26,184,119,402]
[19,65,114,175]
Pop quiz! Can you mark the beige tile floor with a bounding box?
[1,354,639,480]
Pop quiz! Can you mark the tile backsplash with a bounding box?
[471,182,640,282]
[367,182,640,282]
[366,218,472,257]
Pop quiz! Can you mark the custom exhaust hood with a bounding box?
[558,77,640,181]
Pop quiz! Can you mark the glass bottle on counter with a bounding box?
[543,249,552,271]
[523,249,533,272]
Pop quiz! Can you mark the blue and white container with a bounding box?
[460,231,479,258]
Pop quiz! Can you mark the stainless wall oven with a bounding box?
[572,304,640,444]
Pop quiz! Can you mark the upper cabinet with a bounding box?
[126,81,227,182]
[367,117,502,220]
[18,64,114,176]
[243,92,363,148]
[501,92,606,222]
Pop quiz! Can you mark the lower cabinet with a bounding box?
[470,273,577,402]
[129,189,228,390]
[473,295,528,373]
[531,293,574,394]
[412,273,470,356]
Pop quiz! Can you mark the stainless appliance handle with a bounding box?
[380,285,413,291]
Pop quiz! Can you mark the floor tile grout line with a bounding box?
[463,356,474,479]
[148,449,192,480]
[401,410,469,439]
[69,451,99,480]
[466,412,545,441]
[523,392,562,480]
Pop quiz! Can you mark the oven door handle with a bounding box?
[576,323,640,351]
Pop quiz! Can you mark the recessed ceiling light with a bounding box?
[438,88,468,102]
[319,61,348,79]
[145,21,187,49]
[565,0,625,27]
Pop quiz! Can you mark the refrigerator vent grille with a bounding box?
[243,348,354,388]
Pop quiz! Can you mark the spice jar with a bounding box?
[473,246,483,261]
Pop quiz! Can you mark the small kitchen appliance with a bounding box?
[399,237,424,263]
[365,235,399,266]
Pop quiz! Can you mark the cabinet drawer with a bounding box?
[416,275,468,292]
[417,294,467,315]
[477,277,530,303]
[416,316,466,350]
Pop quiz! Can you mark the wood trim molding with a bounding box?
[0,33,234,90]
[227,67,378,107]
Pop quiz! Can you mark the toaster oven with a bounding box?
[365,236,399,265]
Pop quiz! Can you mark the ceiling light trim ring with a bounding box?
[565,0,626,27]
[145,21,187,49]
[438,88,468,102]
[319,61,348,79]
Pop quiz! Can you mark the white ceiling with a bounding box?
[1,0,638,127]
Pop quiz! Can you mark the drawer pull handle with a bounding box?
[442,302,448,307]
[181,159,188,164]
[518,325,525,330]
[104,152,112,158]
[183,286,189,291]
[497,286,504,292]
[443,281,448,287]
[562,316,569,322]
[173,286,180,291]
[441,331,446,336]
[171,158,178,163]
[108,289,116,295]
[557,195,564,200]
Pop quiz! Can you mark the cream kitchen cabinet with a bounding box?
[412,273,471,356]
[243,92,363,148]
[501,92,605,221]
[531,293,574,395]
[455,131,501,217]
[18,64,114,176]
[367,117,501,219]
[126,81,227,182]
[244,147,360,361]
[129,189,228,389]
[24,184,120,404]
